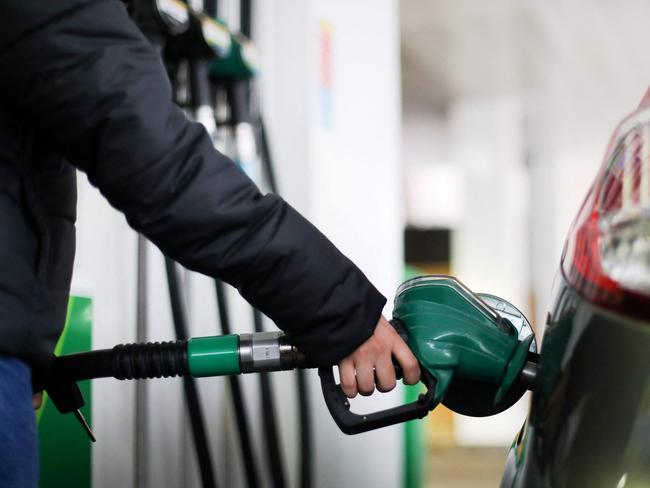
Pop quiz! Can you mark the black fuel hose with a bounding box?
[205,0,217,18]
[253,309,287,488]
[296,364,312,488]
[165,258,218,488]
[215,280,260,488]
[182,20,262,486]
[222,74,289,488]
[234,4,306,484]
[49,340,188,383]
[240,0,252,42]
[258,115,312,488]
[244,0,313,475]
[221,72,290,488]
[257,115,278,195]
[199,1,287,482]
[105,9,219,486]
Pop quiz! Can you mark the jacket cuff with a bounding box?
[292,286,387,367]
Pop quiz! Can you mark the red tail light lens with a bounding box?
[562,108,650,320]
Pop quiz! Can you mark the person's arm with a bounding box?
[0,0,419,387]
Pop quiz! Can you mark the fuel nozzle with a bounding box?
[44,274,540,439]
[519,359,538,392]
[393,275,538,417]
[318,275,540,434]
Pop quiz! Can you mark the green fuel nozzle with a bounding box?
[42,275,538,439]
[394,275,537,409]
[318,275,538,434]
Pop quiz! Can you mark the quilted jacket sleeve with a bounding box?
[0,0,386,365]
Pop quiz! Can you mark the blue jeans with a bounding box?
[0,355,38,488]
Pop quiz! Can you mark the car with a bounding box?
[501,91,650,488]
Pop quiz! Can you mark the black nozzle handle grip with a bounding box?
[318,320,438,435]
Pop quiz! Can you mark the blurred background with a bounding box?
[46,1,650,487]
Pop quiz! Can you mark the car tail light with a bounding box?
[562,107,650,320]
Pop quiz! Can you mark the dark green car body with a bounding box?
[501,277,650,488]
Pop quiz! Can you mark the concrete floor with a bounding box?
[426,447,507,488]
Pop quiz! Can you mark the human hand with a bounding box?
[33,391,43,410]
[338,316,421,398]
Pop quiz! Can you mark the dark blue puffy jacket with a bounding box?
[0,0,384,372]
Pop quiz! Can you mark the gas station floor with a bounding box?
[426,447,507,488]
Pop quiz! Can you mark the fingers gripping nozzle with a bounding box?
[317,319,440,435]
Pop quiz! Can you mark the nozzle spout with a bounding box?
[519,361,537,391]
